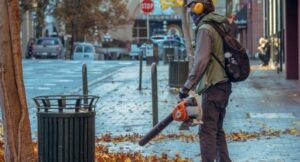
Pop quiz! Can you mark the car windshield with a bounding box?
[84,46,93,53]
[75,46,83,52]
[37,39,59,45]
[163,40,180,46]
[152,36,164,40]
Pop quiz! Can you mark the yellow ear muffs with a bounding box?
[192,2,204,14]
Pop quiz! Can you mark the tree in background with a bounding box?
[160,0,218,57]
[159,0,191,50]
[19,0,55,38]
[54,0,130,43]
[160,0,219,69]
[226,0,233,17]
[159,0,194,69]
[0,0,36,161]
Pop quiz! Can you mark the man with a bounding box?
[179,0,232,161]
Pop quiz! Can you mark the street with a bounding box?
[23,60,136,98]
[23,59,137,134]
[22,59,300,161]
[1,0,299,161]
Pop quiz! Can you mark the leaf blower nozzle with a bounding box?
[138,97,202,146]
[138,113,173,146]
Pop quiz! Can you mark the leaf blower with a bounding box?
[138,96,202,146]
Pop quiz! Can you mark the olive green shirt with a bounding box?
[183,12,229,94]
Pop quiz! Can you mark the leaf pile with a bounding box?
[0,140,191,162]
[97,128,300,144]
[0,127,299,161]
[96,144,192,162]
[97,133,197,143]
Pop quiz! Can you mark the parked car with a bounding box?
[151,34,184,45]
[94,45,105,60]
[129,44,141,60]
[32,37,64,59]
[151,35,167,44]
[73,42,95,60]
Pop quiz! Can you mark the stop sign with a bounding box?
[141,0,154,13]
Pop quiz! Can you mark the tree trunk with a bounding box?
[181,0,194,71]
[226,0,233,17]
[36,8,45,38]
[0,0,36,161]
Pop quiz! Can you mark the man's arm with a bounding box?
[182,28,213,91]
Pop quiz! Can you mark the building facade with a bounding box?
[262,0,299,82]
[108,1,184,43]
[19,0,300,83]
[20,11,35,58]
[247,0,263,58]
[234,0,299,82]
[263,0,285,72]
[284,0,299,81]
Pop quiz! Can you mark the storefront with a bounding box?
[284,0,299,80]
[264,0,299,81]
[264,0,285,73]
[132,14,183,43]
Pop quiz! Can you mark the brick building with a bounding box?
[247,0,263,58]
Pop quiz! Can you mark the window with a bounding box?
[75,46,83,52]
[54,39,59,45]
[84,46,93,53]
[37,38,60,45]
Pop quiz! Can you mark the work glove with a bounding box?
[178,87,189,100]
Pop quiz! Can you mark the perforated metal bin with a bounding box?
[33,95,99,162]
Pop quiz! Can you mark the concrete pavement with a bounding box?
[88,60,300,161]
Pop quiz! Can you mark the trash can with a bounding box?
[169,60,189,88]
[33,95,99,162]
[163,47,175,64]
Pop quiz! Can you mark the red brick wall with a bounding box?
[285,0,299,79]
[247,0,263,57]
[298,0,300,82]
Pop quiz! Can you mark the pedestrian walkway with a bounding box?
[89,60,300,162]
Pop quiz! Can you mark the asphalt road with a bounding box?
[22,59,137,134]
[15,60,300,161]
[23,59,136,99]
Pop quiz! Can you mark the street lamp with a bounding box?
[102,33,112,58]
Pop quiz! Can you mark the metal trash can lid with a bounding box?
[33,95,99,113]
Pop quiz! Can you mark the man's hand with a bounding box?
[178,87,189,100]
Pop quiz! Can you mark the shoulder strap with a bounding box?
[204,21,227,71]
[204,21,228,40]
[211,52,225,69]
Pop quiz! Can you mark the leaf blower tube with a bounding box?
[138,97,201,146]
[138,113,174,146]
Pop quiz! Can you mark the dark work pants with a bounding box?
[199,81,232,162]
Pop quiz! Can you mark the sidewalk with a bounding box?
[89,60,300,162]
